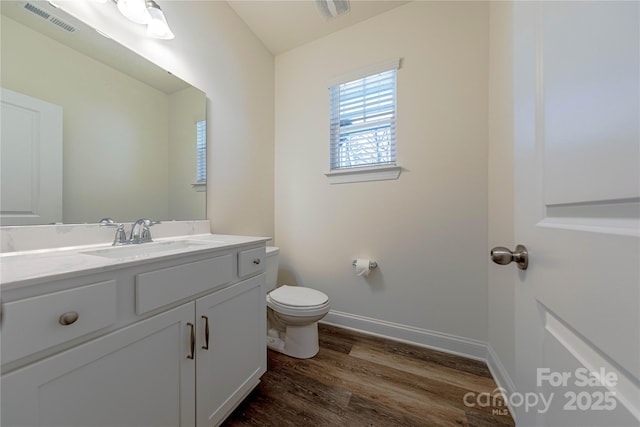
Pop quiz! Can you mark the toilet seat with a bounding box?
[267,285,330,317]
[269,285,328,307]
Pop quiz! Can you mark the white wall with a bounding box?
[57,0,275,237]
[487,1,516,388]
[275,2,490,344]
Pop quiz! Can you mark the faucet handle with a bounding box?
[100,218,118,226]
[141,227,153,243]
[112,224,128,246]
[141,220,160,243]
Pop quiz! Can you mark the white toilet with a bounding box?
[264,246,330,359]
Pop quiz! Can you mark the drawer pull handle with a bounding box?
[187,322,195,360]
[59,311,79,326]
[202,315,210,350]
[253,259,261,265]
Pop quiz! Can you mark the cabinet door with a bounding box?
[1,303,196,427]
[195,274,266,427]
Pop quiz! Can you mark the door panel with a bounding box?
[195,274,266,427]
[513,2,639,425]
[542,3,640,205]
[0,88,63,225]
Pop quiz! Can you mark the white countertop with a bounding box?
[0,234,270,289]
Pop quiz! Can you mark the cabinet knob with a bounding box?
[253,259,261,265]
[59,311,79,326]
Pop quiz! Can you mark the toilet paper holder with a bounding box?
[352,260,377,269]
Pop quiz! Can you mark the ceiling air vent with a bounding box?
[49,16,76,33]
[21,2,76,33]
[23,2,50,20]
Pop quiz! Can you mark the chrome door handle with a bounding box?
[490,244,529,270]
[201,315,209,350]
[187,322,195,359]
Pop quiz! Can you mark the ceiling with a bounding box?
[226,0,411,55]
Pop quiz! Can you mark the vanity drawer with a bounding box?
[238,247,266,277]
[1,280,118,365]
[136,254,233,315]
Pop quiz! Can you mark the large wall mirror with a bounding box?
[0,0,206,226]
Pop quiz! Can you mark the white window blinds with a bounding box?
[329,64,398,170]
[196,120,206,183]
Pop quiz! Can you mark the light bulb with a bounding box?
[117,0,150,25]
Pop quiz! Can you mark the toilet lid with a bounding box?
[269,285,328,307]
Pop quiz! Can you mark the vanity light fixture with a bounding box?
[146,0,174,40]
[116,0,150,24]
[314,0,350,19]
[109,0,175,40]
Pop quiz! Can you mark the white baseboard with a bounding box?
[321,309,488,361]
[485,344,518,424]
[486,344,516,394]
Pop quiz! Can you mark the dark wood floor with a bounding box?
[222,324,515,427]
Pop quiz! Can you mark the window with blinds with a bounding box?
[196,120,206,184]
[329,68,397,170]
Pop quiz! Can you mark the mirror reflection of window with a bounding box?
[196,120,206,185]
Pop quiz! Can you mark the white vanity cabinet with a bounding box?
[1,241,268,427]
[1,303,196,427]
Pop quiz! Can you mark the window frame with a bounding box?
[325,59,402,184]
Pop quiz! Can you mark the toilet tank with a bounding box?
[265,246,280,291]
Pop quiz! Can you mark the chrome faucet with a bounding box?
[129,218,158,244]
[101,217,159,245]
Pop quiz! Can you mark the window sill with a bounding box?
[325,165,401,184]
[191,183,206,192]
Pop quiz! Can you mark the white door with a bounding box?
[0,88,63,225]
[511,2,639,426]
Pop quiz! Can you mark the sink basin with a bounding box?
[81,240,210,259]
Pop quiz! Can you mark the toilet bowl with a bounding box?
[264,247,330,359]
